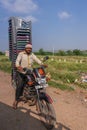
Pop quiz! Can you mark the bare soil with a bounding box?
[0,70,87,130]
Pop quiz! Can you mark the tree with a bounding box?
[57,50,66,56]
[73,49,82,55]
[66,50,73,55]
[38,48,45,55]
[0,51,4,55]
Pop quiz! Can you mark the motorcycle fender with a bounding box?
[39,92,53,104]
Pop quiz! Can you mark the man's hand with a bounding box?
[42,64,48,68]
[17,66,23,72]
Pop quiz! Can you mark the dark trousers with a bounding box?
[15,72,26,101]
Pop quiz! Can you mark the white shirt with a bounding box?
[16,51,42,68]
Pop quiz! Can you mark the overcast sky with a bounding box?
[0,0,87,51]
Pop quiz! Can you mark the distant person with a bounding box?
[13,43,43,109]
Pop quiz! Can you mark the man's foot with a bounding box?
[13,100,18,109]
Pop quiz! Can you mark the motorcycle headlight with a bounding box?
[36,78,46,84]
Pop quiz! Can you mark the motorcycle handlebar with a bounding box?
[41,64,48,68]
[16,56,49,74]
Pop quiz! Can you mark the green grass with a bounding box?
[48,80,74,91]
[45,57,87,90]
[0,55,11,73]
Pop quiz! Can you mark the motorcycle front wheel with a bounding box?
[28,97,36,106]
[37,100,56,130]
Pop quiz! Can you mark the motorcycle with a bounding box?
[15,56,56,129]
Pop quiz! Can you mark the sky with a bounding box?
[0,0,87,51]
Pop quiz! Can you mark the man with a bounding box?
[13,43,43,109]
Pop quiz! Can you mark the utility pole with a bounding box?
[53,47,54,56]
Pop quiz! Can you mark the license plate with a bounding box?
[35,84,48,89]
[35,85,43,89]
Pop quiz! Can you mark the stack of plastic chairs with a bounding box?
[8,17,32,84]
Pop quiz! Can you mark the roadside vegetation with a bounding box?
[45,56,87,90]
[0,55,11,73]
[0,49,87,90]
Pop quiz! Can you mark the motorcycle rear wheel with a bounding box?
[37,100,56,130]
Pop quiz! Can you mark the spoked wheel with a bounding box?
[28,97,36,106]
[37,100,56,130]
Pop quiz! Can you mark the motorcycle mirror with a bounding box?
[43,56,49,62]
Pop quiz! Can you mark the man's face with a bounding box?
[25,47,32,54]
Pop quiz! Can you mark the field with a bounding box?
[0,55,11,73]
[46,56,87,90]
[0,55,87,90]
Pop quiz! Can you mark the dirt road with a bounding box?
[0,71,87,130]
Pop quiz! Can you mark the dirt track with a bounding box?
[0,70,87,130]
